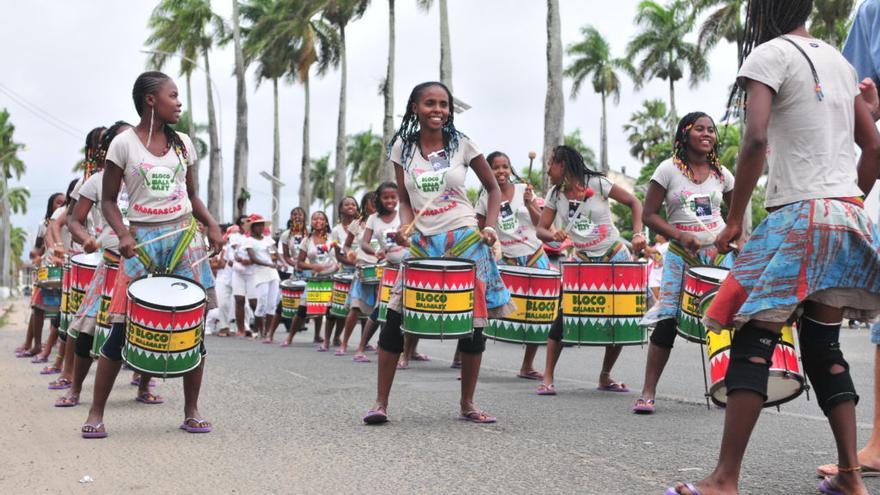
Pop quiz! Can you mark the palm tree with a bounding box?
[565,26,629,173]
[346,129,384,191]
[324,0,370,222]
[0,109,26,287]
[11,226,27,267]
[171,111,209,160]
[309,153,333,210]
[231,0,250,221]
[242,0,293,227]
[380,0,396,182]
[416,0,452,90]
[810,0,856,48]
[694,0,746,60]
[543,0,564,192]
[564,129,598,170]
[623,99,670,165]
[627,0,709,122]
[146,0,226,220]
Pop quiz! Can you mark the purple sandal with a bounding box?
[81,422,107,439]
[48,377,72,390]
[665,482,702,495]
[363,408,388,425]
[352,355,370,363]
[818,477,844,495]
[179,418,213,433]
[536,383,556,396]
[135,392,165,405]
[632,398,656,414]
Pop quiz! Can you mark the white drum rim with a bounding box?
[70,252,102,268]
[688,265,730,283]
[404,257,475,271]
[127,274,207,311]
[499,265,560,278]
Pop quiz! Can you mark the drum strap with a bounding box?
[502,247,547,268]
[667,241,726,268]
[574,241,623,263]
[134,218,198,275]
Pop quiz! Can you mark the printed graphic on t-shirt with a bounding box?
[427,150,450,171]
[133,161,187,215]
[383,230,397,247]
[498,201,518,233]
[570,211,596,236]
[567,200,581,220]
[690,194,713,220]
[414,168,448,195]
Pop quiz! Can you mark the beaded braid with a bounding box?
[550,144,606,200]
[358,192,377,226]
[96,121,132,166]
[83,126,106,179]
[672,112,725,183]
[388,81,465,166]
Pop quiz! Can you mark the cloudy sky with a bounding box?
[1,0,874,244]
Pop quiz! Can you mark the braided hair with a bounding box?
[374,181,398,217]
[83,126,106,178]
[724,0,814,118]
[672,112,725,182]
[358,192,377,225]
[388,81,464,165]
[44,193,63,222]
[549,145,606,200]
[64,178,79,207]
[97,121,132,166]
[131,71,189,162]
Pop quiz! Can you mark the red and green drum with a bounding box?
[485,265,560,345]
[280,279,306,319]
[330,275,353,318]
[678,266,729,343]
[306,277,333,317]
[67,252,100,339]
[377,263,398,323]
[402,258,475,339]
[92,250,119,358]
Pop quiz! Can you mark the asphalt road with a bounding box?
[1,297,879,494]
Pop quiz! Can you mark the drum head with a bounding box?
[405,258,475,271]
[128,275,206,308]
[71,252,102,268]
[689,266,729,284]
[280,279,297,288]
[333,274,353,282]
[498,265,560,278]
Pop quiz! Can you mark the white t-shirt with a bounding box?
[300,235,338,275]
[737,35,863,208]
[546,176,620,257]
[475,183,542,258]
[347,221,379,265]
[277,230,294,274]
[50,206,77,253]
[389,136,481,236]
[105,128,197,223]
[77,170,132,251]
[365,211,407,265]
[651,159,735,246]
[247,235,279,284]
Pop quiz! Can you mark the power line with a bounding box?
[0,83,84,140]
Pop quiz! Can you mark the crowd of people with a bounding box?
[9,1,880,493]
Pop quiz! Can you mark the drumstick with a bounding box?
[189,251,216,269]
[689,214,739,251]
[134,226,191,249]
[526,151,536,188]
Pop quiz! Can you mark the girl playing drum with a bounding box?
[337,192,379,356]
[634,112,735,414]
[535,145,646,396]
[81,71,224,438]
[363,81,513,425]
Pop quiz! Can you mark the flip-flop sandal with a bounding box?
[363,408,388,425]
[40,366,62,375]
[316,346,329,352]
[81,422,107,439]
[411,353,430,362]
[279,342,291,347]
[816,463,880,478]
[334,350,346,356]
[179,418,213,433]
[55,395,79,408]
[597,382,630,393]
[632,397,656,414]
[130,378,157,387]
[16,349,37,358]
[365,344,377,352]
[665,483,702,495]
[31,355,48,363]
[818,477,844,495]
[517,370,544,380]
[135,392,165,405]
[48,378,72,390]
[261,339,273,344]
[458,410,497,424]
[396,362,408,370]
[450,361,462,369]
[352,355,370,363]
[536,383,556,396]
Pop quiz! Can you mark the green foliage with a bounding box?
[519,166,543,193]
[171,111,209,158]
[11,226,27,265]
[465,187,481,206]
[0,109,26,180]
[310,153,333,209]
[564,129,598,169]
[810,0,856,48]
[623,99,671,165]
[565,25,630,103]
[346,129,384,193]
[145,0,225,74]
[694,0,747,54]
[750,184,768,227]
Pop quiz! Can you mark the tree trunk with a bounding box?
[439,0,452,91]
[542,0,564,193]
[299,77,312,213]
[668,76,677,129]
[381,0,396,182]
[232,0,249,221]
[0,176,9,288]
[185,72,200,197]
[272,78,281,229]
[203,46,223,221]
[600,90,608,173]
[333,25,348,222]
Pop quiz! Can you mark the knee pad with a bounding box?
[58,331,67,343]
[649,319,677,349]
[724,322,780,400]
[377,310,404,354]
[457,328,486,355]
[799,317,858,415]
[75,333,94,359]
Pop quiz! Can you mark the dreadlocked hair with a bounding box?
[288,206,307,235]
[131,71,189,163]
[388,81,465,165]
[358,192,377,225]
[672,112,725,183]
[374,181,398,217]
[724,0,814,121]
[549,145,606,199]
[97,121,132,166]
[83,126,106,179]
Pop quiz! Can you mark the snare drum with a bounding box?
[37,264,63,289]
[330,275,353,318]
[678,266,730,343]
[560,262,648,345]
[485,265,560,345]
[402,258,475,339]
[703,291,805,407]
[360,264,381,284]
[306,277,333,317]
[67,252,101,339]
[280,279,306,319]
[92,251,119,358]
[377,263,398,323]
[123,275,206,378]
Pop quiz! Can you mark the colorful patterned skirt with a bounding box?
[68,253,107,337]
[500,247,551,270]
[388,226,514,327]
[705,198,880,330]
[641,241,733,327]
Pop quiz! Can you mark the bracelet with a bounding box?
[482,226,497,235]
[632,232,645,239]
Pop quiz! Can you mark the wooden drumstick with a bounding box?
[690,213,739,251]
[526,150,536,188]
[134,226,190,249]
[189,251,216,269]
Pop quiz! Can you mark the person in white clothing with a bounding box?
[244,214,280,340]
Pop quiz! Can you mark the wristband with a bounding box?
[481,226,497,236]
